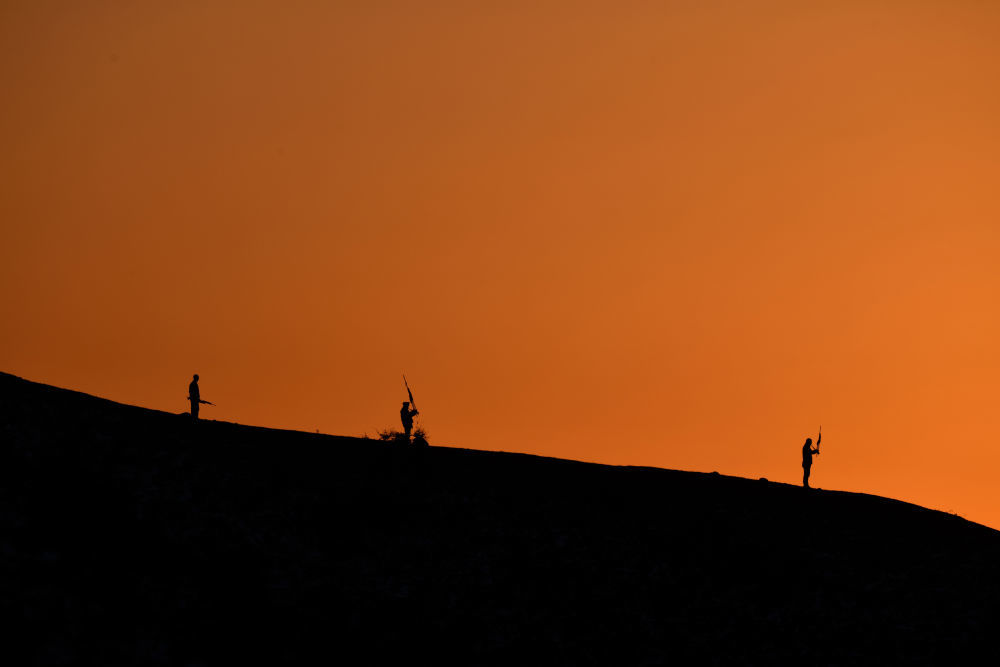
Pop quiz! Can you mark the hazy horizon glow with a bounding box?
[3,2,1000,526]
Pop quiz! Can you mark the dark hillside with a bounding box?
[2,371,999,665]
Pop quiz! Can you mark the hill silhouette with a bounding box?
[3,371,999,665]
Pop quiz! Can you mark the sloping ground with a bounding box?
[2,371,999,665]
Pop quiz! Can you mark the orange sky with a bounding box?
[3,1,1000,526]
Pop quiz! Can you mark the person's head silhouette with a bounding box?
[402,401,409,408]
[193,374,199,382]
[805,437,812,446]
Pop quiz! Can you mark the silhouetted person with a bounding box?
[400,401,418,440]
[802,432,821,488]
[189,374,206,419]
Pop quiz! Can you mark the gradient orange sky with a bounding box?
[3,1,1000,526]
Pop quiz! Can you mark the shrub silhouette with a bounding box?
[376,426,428,445]
[376,428,407,443]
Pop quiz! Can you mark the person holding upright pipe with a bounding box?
[802,427,821,488]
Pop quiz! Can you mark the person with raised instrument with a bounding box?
[401,375,420,441]
[400,401,419,440]
[801,427,821,488]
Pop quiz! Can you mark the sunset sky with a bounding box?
[3,1,1000,526]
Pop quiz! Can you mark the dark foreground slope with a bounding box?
[2,372,999,665]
